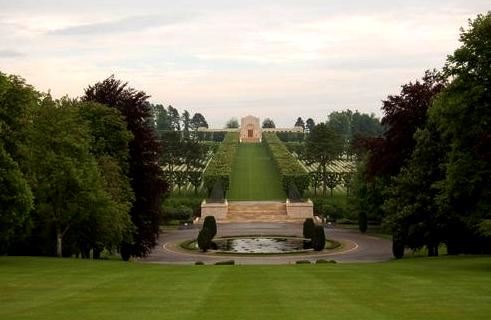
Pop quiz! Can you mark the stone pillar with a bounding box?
[200,199,228,221]
[285,199,314,219]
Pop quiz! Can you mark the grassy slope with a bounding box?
[1,256,490,320]
[228,143,285,200]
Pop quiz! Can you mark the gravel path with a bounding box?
[142,223,393,265]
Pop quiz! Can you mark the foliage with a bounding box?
[197,228,211,252]
[294,117,305,129]
[215,260,235,265]
[203,132,239,196]
[203,216,217,238]
[310,196,349,221]
[0,144,33,252]
[276,132,304,142]
[262,133,310,196]
[24,98,118,257]
[363,70,446,178]
[262,118,276,128]
[83,76,168,258]
[312,225,326,251]
[304,123,344,195]
[225,117,239,128]
[425,12,491,254]
[305,118,315,134]
[162,195,202,223]
[303,218,315,239]
[327,109,383,159]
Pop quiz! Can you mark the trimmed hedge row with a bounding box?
[262,132,310,196]
[203,132,239,196]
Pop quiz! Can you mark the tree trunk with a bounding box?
[56,230,63,257]
[322,165,326,196]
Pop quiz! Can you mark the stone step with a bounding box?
[228,202,286,213]
[228,210,287,214]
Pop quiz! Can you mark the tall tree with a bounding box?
[304,123,344,195]
[191,112,208,130]
[83,76,168,259]
[181,110,191,136]
[154,104,172,132]
[225,117,239,128]
[77,101,135,258]
[294,117,305,129]
[167,105,181,131]
[25,98,110,257]
[262,118,276,128]
[305,118,315,134]
[365,70,446,178]
[427,13,491,254]
[0,143,33,253]
[384,125,447,256]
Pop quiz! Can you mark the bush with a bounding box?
[195,261,204,265]
[162,205,193,222]
[315,259,337,264]
[215,260,235,265]
[203,216,217,238]
[295,260,311,264]
[312,225,326,251]
[303,218,315,239]
[262,133,310,196]
[161,197,202,223]
[203,132,239,196]
[197,228,212,252]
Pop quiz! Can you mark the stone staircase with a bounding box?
[222,201,290,222]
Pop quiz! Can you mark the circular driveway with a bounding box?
[142,223,393,265]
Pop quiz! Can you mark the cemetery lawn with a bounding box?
[1,256,490,320]
[228,143,286,200]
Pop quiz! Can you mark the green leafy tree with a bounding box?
[294,117,305,129]
[154,104,172,132]
[0,144,33,253]
[225,117,239,129]
[25,98,110,257]
[324,172,341,197]
[181,110,191,137]
[262,118,276,128]
[384,126,447,256]
[167,105,181,131]
[160,130,183,175]
[304,123,344,195]
[191,112,208,130]
[427,13,491,254]
[77,101,135,257]
[305,118,315,134]
[84,76,168,259]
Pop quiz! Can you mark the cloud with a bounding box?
[48,14,191,36]
[0,49,24,57]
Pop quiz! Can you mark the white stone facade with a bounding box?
[240,115,262,143]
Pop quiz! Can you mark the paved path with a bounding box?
[142,223,393,265]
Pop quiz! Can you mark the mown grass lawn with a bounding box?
[228,143,285,200]
[1,256,490,320]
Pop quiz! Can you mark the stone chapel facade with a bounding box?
[240,115,262,143]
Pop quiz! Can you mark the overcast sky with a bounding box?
[0,1,488,127]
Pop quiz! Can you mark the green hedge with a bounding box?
[262,133,310,196]
[203,132,239,196]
